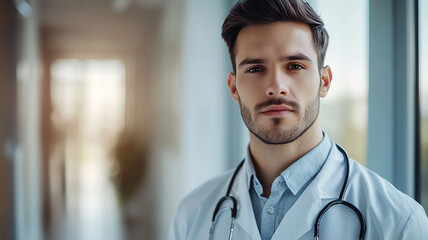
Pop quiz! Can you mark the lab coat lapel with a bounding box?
[315,143,345,200]
[231,160,262,240]
[271,143,345,240]
[271,178,322,240]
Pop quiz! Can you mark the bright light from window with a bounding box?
[50,59,126,240]
[313,0,368,165]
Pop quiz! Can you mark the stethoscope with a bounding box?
[209,144,366,240]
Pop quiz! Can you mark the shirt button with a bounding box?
[267,206,275,214]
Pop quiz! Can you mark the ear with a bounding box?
[320,65,332,98]
[227,72,240,103]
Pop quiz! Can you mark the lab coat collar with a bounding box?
[314,142,346,199]
[244,146,257,191]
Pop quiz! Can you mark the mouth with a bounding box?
[261,105,293,116]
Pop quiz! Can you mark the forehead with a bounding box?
[235,22,317,64]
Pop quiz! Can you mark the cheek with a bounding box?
[236,80,260,103]
[292,73,320,98]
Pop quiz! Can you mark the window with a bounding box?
[312,0,369,165]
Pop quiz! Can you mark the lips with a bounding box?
[261,105,293,116]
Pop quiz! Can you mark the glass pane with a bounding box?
[419,0,428,213]
[312,0,369,165]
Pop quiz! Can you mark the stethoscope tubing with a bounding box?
[313,145,366,240]
[209,144,366,240]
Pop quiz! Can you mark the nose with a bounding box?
[265,68,288,97]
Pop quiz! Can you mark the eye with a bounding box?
[246,66,264,73]
[287,64,304,70]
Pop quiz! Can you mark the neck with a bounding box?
[249,121,323,197]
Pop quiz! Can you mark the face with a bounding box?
[227,22,332,144]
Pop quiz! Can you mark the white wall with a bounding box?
[15,0,43,239]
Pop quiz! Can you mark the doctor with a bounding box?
[169,0,428,239]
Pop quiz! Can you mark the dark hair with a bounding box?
[221,0,329,72]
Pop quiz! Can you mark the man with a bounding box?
[169,0,428,239]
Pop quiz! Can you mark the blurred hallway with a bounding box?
[1,0,168,239]
[40,1,162,239]
[1,0,428,240]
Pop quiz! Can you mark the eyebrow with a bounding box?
[237,53,313,69]
[279,53,313,63]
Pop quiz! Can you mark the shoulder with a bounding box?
[168,169,235,240]
[176,169,234,216]
[347,160,428,238]
[348,160,419,211]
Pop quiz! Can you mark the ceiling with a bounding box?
[38,0,167,56]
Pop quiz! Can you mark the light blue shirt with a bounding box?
[246,133,333,240]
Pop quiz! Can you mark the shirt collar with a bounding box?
[244,131,333,195]
[245,147,258,190]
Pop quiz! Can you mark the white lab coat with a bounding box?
[168,144,428,240]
